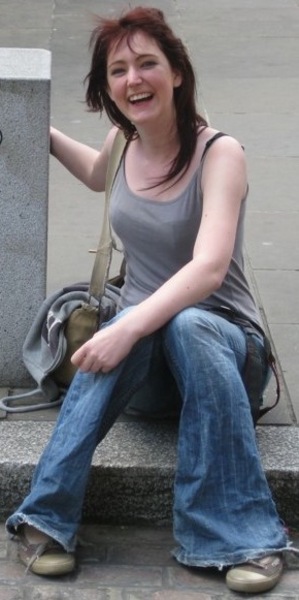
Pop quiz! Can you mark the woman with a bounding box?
[6,6,290,593]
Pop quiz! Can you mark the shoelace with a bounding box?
[25,541,51,574]
[246,556,281,571]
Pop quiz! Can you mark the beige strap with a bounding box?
[89,129,127,299]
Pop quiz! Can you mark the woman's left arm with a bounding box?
[72,136,247,372]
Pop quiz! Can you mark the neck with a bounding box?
[133,107,180,160]
[136,123,179,161]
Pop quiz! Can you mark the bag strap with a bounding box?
[88,129,127,300]
[0,388,63,414]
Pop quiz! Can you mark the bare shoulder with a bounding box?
[200,128,247,196]
[201,127,246,162]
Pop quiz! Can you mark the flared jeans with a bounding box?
[6,307,288,567]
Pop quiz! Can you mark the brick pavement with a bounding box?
[1,524,299,599]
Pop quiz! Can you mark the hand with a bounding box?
[71,319,138,373]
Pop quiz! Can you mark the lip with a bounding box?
[128,92,153,103]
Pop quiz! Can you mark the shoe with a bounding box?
[18,531,75,576]
[226,553,283,593]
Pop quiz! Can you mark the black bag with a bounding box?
[207,306,280,425]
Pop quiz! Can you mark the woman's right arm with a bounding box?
[50,126,118,192]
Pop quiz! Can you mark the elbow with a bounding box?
[88,182,101,192]
[87,176,105,192]
[200,262,228,296]
[215,260,229,289]
[193,255,228,293]
[210,269,225,293]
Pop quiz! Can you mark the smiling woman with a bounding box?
[5,6,290,594]
[106,33,182,131]
[85,7,206,187]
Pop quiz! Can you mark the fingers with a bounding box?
[70,322,132,374]
[71,346,101,373]
[70,345,86,368]
[71,341,114,373]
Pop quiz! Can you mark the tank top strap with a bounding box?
[200,132,228,164]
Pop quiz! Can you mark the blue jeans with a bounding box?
[6,307,288,567]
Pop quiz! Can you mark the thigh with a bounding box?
[162,306,248,376]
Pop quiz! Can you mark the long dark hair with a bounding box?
[85,7,208,185]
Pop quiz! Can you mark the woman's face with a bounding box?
[106,31,182,127]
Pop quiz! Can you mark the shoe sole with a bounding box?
[226,572,282,593]
[19,548,75,577]
[29,558,75,577]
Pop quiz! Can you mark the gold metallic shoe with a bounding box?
[226,553,283,593]
[18,532,75,576]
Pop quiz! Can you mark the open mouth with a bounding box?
[129,92,153,104]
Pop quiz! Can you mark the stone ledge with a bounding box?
[1,421,299,527]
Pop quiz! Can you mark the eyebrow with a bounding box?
[108,53,158,68]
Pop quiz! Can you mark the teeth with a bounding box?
[129,93,151,102]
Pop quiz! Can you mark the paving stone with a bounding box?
[77,563,163,587]
[106,544,174,567]
[22,588,119,600]
[0,546,6,561]
[166,565,226,592]
[0,559,26,581]
[125,592,212,600]
[1,525,299,598]
[0,589,24,600]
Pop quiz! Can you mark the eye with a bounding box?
[141,60,157,69]
[110,67,126,77]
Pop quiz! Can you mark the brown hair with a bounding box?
[85,7,208,185]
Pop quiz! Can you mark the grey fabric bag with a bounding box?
[0,283,121,413]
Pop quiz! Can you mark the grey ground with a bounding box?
[1,0,299,597]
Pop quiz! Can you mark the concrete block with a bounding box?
[1,419,299,528]
[0,48,51,385]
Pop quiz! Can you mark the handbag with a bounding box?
[0,129,127,413]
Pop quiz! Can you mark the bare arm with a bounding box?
[72,135,247,372]
[50,126,119,192]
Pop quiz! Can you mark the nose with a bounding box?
[127,66,142,85]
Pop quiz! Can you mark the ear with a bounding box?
[173,71,183,88]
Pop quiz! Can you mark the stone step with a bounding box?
[1,419,299,528]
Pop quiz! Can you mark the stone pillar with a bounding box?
[0,49,51,386]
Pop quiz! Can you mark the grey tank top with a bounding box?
[109,139,262,328]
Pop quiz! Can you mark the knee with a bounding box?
[162,309,226,381]
[167,307,216,335]
[168,307,197,333]
[164,307,217,349]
